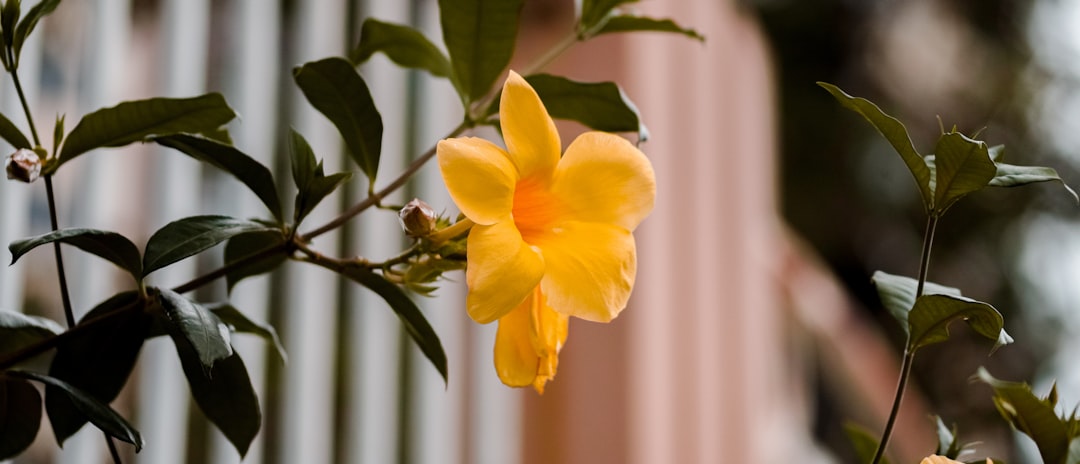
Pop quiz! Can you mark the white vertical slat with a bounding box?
[277,1,345,463]
[205,1,283,463]
[56,0,133,463]
[133,1,210,463]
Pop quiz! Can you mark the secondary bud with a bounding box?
[399,198,437,238]
[6,149,41,183]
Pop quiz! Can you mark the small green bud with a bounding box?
[6,148,40,182]
[399,198,437,238]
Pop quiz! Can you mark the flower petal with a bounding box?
[553,131,656,230]
[537,221,636,322]
[529,289,568,394]
[500,71,560,180]
[465,221,545,323]
[494,300,539,388]
[437,137,517,225]
[920,456,964,464]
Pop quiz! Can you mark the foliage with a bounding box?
[0,0,695,461]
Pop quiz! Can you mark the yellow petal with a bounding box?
[465,221,545,323]
[536,221,636,322]
[553,131,656,231]
[529,289,568,394]
[437,137,516,225]
[500,71,560,180]
[494,299,539,388]
[920,456,964,464]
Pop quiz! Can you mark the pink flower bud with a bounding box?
[399,198,437,238]
[6,149,41,183]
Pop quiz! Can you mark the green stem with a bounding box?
[427,218,474,247]
[171,240,291,295]
[9,55,40,147]
[44,176,76,327]
[870,214,939,464]
[299,122,469,241]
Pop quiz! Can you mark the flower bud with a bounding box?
[6,149,41,183]
[399,198,437,238]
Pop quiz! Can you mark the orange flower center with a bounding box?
[513,176,563,244]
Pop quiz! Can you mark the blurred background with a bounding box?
[1,0,1080,463]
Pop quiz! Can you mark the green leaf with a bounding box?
[976,367,1068,464]
[593,15,703,41]
[56,93,236,169]
[339,266,448,384]
[153,134,284,222]
[156,288,232,370]
[1,0,21,50]
[0,310,61,367]
[223,230,288,292]
[579,0,637,33]
[0,376,42,459]
[143,215,275,276]
[487,73,648,140]
[843,422,890,464]
[11,0,59,63]
[45,291,148,445]
[174,341,260,457]
[288,130,352,225]
[206,303,286,364]
[907,294,1009,353]
[818,82,933,210]
[52,113,64,153]
[989,162,1079,204]
[931,131,996,213]
[438,0,523,105]
[16,370,143,451]
[350,18,451,78]
[9,228,142,281]
[934,415,963,459]
[293,58,383,181]
[870,271,961,335]
[0,112,30,149]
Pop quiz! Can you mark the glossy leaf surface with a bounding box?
[175,340,260,457]
[223,230,288,292]
[206,303,286,363]
[579,0,637,32]
[143,215,275,276]
[0,112,30,149]
[0,376,41,459]
[9,228,142,281]
[157,289,232,370]
[294,58,383,181]
[289,130,352,225]
[931,131,996,213]
[351,18,451,78]
[438,0,523,104]
[19,370,143,451]
[870,271,960,334]
[57,93,236,169]
[0,310,62,362]
[989,162,1079,203]
[908,294,1009,353]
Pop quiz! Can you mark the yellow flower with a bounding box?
[436,71,655,393]
[920,455,989,464]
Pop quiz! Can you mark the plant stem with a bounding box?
[44,176,76,327]
[870,214,939,464]
[871,350,916,464]
[9,60,41,147]
[171,240,291,295]
[299,122,468,241]
[106,434,123,464]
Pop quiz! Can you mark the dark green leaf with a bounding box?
[143,215,275,276]
[57,93,236,169]
[593,15,703,41]
[579,0,637,33]
[934,415,963,459]
[156,288,232,370]
[0,376,41,459]
[908,294,1009,353]
[9,228,142,281]
[52,113,64,153]
[870,271,961,335]
[45,292,148,445]
[153,134,284,222]
[289,130,352,225]
[932,131,996,213]
[206,303,286,364]
[0,112,30,149]
[174,344,260,457]
[487,74,648,140]
[340,266,448,384]
[1,0,21,49]
[0,310,61,367]
[293,58,383,180]
[818,82,932,210]
[223,230,288,292]
[12,0,60,62]
[976,367,1067,464]
[438,0,523,105]
[16,370,143,451]
[350,18,451,78]
[843,422,890,464]
[989,162,1079,204]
